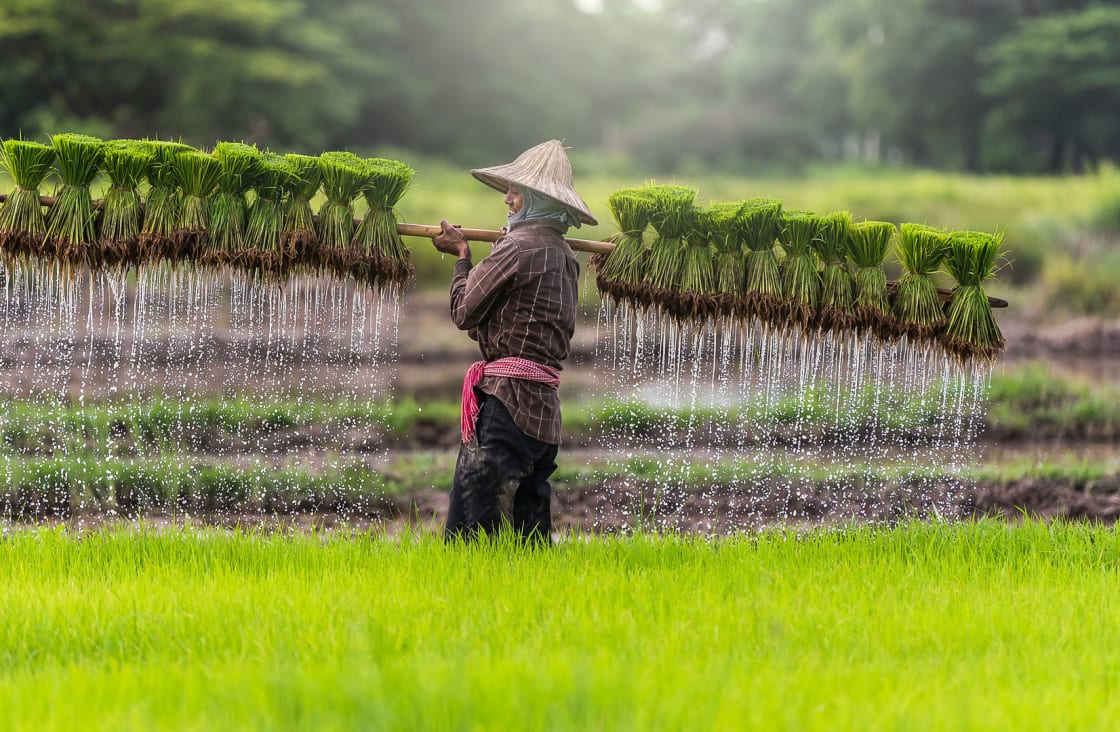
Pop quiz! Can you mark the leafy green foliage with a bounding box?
[44,133,103,256]
[893,223,949,339]
[779,211,823,324]
[738,198,784,321]
[644,184,697,295]
[943,230,1006,360]
[594,187,656,300]
[849,221,897,332]
[0,141,55,252]
[317,151,371,254]
[352,157,416,286]
[814,211,855,330]
[98,140,154,263]
[208,142,262,258]
[242,152,295,275]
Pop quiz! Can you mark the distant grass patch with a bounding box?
[986,364,1120,438]
[1,364,1117,464]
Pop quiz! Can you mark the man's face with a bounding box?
[505,186,524,218]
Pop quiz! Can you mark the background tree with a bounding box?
[1,0,1119,173]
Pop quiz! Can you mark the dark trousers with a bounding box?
[444,393,558,543]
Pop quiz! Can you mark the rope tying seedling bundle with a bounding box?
[280,153,322,268]
[98,140,154,270]
[139,141,193,263]
[44,133,104,267]
[894,223,949,342]
[739,197,784,324]
[848,220,897,337]
[207,142,261,268]
[0,140,55,263]
[942,230,1006,362]
[353,157,415,288]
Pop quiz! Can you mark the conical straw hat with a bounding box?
[471,140,598,226]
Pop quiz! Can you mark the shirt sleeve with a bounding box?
[449,237,519,331]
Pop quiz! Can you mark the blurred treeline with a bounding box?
[1,0,1118,174]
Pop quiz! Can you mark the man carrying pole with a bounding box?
[431,140,598,543]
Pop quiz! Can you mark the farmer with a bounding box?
[432,140,598,543]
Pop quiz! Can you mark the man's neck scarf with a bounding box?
[507,187,581,230]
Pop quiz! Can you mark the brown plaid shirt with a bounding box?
[450,218,579,445]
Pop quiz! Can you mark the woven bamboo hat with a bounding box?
[471,140,598,226]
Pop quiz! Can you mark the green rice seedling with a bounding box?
[893,223,949,341]
[242,152,295,280]
[942,230,1006,362]
[316,151,371,280]
[281,153,323,269]
[690,202,739,321]
[206,142,261,268]
[848,221,897,337]
[738,197,784,324]
[139,140,193,264]
[44,133,104,267]
[0,139,56,264]
[352,157,416,289]
[778,210,823,327]
[813,211,855,332]
[642,184,697,312]
[170,151,223,265]
[97,140,154,270]
[593,187,655,305]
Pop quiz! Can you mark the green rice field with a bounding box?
[2,522,1119,730]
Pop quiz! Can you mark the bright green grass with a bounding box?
[1,524,1120,730]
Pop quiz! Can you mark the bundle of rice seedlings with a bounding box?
[942,230,1006,362]
[893,223,949,341]
[139,140,193,263]
[778,210,823,327]
[97,140,154,269]
[848,221,897,337]
[0,139,56,263]
[813,211,855,332]
[593,186,655,304]
[281,153,322,269]
[242,152,295,279]
[44,133,104,266]
[206,142,261,268]
[738,197,784,323]
[170,150,223,265]
[316,151,371,279]
[643,184,697,312]
[690,202,739,321]
[352,157,415,289]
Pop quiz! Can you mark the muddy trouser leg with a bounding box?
[445,394,557,543]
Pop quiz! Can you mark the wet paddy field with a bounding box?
[0,272,1116,532]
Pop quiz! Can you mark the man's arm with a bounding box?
[449,238,518,330]
[433,219,518,331]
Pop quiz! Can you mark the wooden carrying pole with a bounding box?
[0,192,1007,307]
